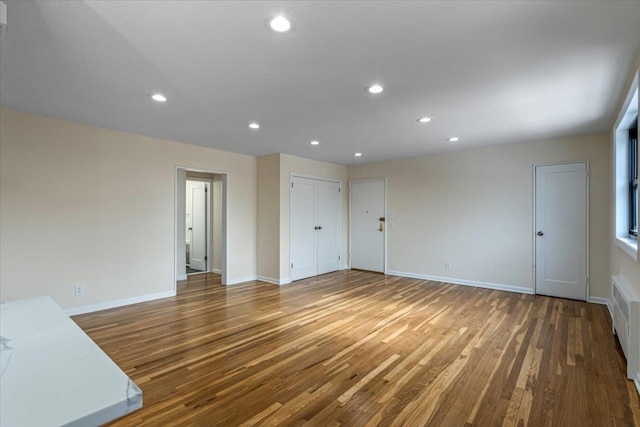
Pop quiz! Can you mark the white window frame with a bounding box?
[614,72,639,260]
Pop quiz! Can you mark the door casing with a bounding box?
[289,173,342,281]
[349,178,387,273]
[532,161,589,300]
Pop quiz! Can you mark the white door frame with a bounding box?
[186,177,212,273]
[532,161,589,300]
[175,167,228,287]
[349,178,387,273]
[289,173,342,279]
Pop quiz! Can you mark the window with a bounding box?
[614,74,638,260]
[630,118,639,237]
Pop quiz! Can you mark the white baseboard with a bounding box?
[226,275,259,285]
[588,297,613,319]
[257,276,291,286]
[176,274,187,281]
[385,270,534,295]
[66,290,176,316]
[340,264,350,270]
[209,268,222,274]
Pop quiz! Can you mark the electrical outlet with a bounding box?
[445,261,452,270]
[74,284,84,296]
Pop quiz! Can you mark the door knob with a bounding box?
[537,231,544,236]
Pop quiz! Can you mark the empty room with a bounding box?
[1,1,640,426]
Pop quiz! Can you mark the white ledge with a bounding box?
[616,236,638,261]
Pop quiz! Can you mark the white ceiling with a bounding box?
[1,1,639,165]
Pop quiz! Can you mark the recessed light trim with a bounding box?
[365,84,384,94]
[417,117,433,123]
[151,93,167,102]
[266,15,296,33]
[310,140,320,145]
[249,122,260,129]
[447,137,460,142]
[354,152,363,157]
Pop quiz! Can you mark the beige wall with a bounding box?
[0,108,257,310]
[349,133,610,297]
[257,154,281,281]
[610,44,640,382]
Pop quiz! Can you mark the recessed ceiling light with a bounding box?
[310,140,320,145]
[365,84,384,94]
[151,93,167,102]
[447,137,460,142]
[354,152,363,157]
[417,117,433,123]
[267,15,295,33]
[249,122,260,129]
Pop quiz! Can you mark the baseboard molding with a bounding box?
[209,268,222,274]
[226,275,259,285]
[176,274,187,281]
[65,290,176,316]
[385,270,534,295]
[257,276,291,286]
[340,264,350,271]
[588,297,613,319]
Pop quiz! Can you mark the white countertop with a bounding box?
[0,297,142,426]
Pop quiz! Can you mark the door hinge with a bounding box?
[339,188,341,193]
[291,263,294,268]
[205,187,208,192]
[338,255,341,260]
[205,256,208,261]
[291,182,294,188]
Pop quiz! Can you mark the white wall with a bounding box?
[349,133,610,297]
[213,175,223,271]
[0,108,257,310]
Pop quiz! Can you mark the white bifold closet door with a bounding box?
[290,176,340,281]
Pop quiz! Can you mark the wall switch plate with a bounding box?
[74,284,84,296]
[445,261,452,270]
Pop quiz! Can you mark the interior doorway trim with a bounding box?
[532,161,589,299]
[349,177,387,274]
[175,166,228,287]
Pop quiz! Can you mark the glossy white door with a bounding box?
[290,177,318,280]
[350,179,385,272]
[190,185,207,271]
[535,163,587,300]
[317,180,340,275]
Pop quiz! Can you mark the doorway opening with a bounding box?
[533,162,588,301]
[349,178,386,273]
[186,178,211,275]
[175,167,228,286]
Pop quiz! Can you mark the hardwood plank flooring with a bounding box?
[72,271,640,426]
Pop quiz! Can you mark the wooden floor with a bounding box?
[73,271,640,426]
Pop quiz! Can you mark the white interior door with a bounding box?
[190,185,207,271]
[317,180,340,275]
[535,163,587,300]
[290,177,317,280]
[350,179,385,272]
